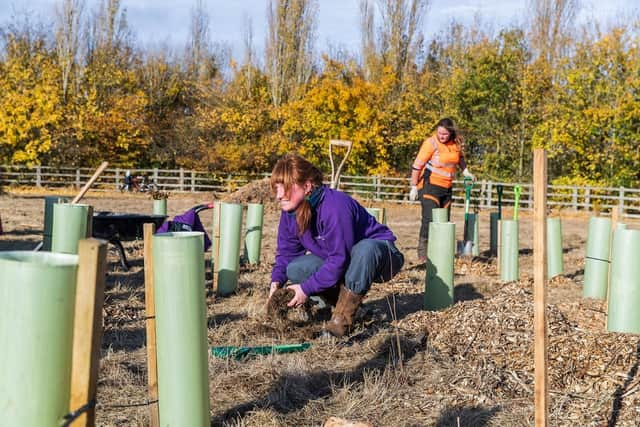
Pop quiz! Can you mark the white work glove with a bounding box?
[409,185,419,201]
[462,168,475,181]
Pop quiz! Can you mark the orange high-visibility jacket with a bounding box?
[412,135,466,189]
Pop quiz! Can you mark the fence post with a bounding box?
[572,186,578,211]
[153,168,159,186]
[618,187,624,213]
[486,181,493,208]
[179,168,185,192]
[115,168,121,189]
[528,185,533,209]
[76,169,81,189]
[191,171,195,192]
[584,187,591,211]
[36,166,42,187]
[376,176,381,201]
[227,174,232,193]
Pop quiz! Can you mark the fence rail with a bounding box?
[2,164,640,217]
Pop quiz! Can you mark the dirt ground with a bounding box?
[2,187,640,426]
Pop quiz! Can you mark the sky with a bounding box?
[1,0,638,60]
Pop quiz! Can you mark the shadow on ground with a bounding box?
[211,334,426,425]
[435,405,500,426]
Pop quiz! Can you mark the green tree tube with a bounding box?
[432,208,449,223]
[152,232,210,427]
[489,212,499,256]
[0,251,78,426]
[424,222,455,310]
[583,216,612,299]
[51,203,91,254]
[547,217,564,278]
[43,196,69,251]
[217,202,243,296]
[244,203,264,264]
[500,219,519,282]
[467,213,480,256]
[607,228,640,333]
[153,198,167,216]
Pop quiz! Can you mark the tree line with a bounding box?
[0,0,638,186]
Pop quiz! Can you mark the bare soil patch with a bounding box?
[2,187,640,426]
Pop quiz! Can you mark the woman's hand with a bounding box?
[269,282,281,299]
[286,284,308,308]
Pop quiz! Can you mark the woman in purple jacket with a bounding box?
[269,153,404,337]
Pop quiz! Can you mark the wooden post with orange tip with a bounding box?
[144,223,160,427]
[533,148,549,426]
[69,238,108,426]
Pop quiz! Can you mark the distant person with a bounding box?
[268,153,404,337]
[409,117,474,262]
[123,170,134,192]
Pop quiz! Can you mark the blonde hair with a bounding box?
[270,153,324,234]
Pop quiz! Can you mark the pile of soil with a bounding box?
[222,177,279,211]
[266,287,295,320]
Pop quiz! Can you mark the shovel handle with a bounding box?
[513,185,522,221]
[71,162,109,204]
[496,184,503,219]
[329,139,353,189]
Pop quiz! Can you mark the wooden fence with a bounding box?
[2,164,640,217]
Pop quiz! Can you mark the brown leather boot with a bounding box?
[324,285,364,337]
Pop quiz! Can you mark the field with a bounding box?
[2,186,640,426]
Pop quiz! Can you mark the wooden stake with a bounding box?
[144,223,160,427]
[533,149,549,426]
[212,201,221,293]
[606,206,621,317]
[611,205,620,229]
[69,238,107,426]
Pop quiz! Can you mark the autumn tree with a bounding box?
[265,0,318,107]
[0,20,61,164]
[54,0,85,103]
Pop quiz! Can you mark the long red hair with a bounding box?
[270,153,324,234]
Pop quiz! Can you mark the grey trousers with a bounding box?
[286,239,404,295]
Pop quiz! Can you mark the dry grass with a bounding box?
[3,190,640,426]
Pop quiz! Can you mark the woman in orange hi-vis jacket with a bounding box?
[409,118,474,261]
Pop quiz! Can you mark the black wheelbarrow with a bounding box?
[92,204,213,270]
[92,212,167,270]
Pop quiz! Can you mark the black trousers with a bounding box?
[418,182,452,240]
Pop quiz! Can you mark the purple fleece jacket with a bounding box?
[271,186,396,296]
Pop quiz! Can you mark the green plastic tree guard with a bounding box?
[0,251,79,427]
[583,216,612,299]
[153,198,167,216]
[467,213,480,256]
[43,196,69,251]
[51,203,91,254]
[547,217,564,278]
[217,202,243,296]
[152,232,210,427]
[424,222,455,310]
[432,208,449,223]
[500,219,519,282]
[365,207,386,224]
[489,212,499,256]
[607,228,640,333]
[244,203,264,264]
